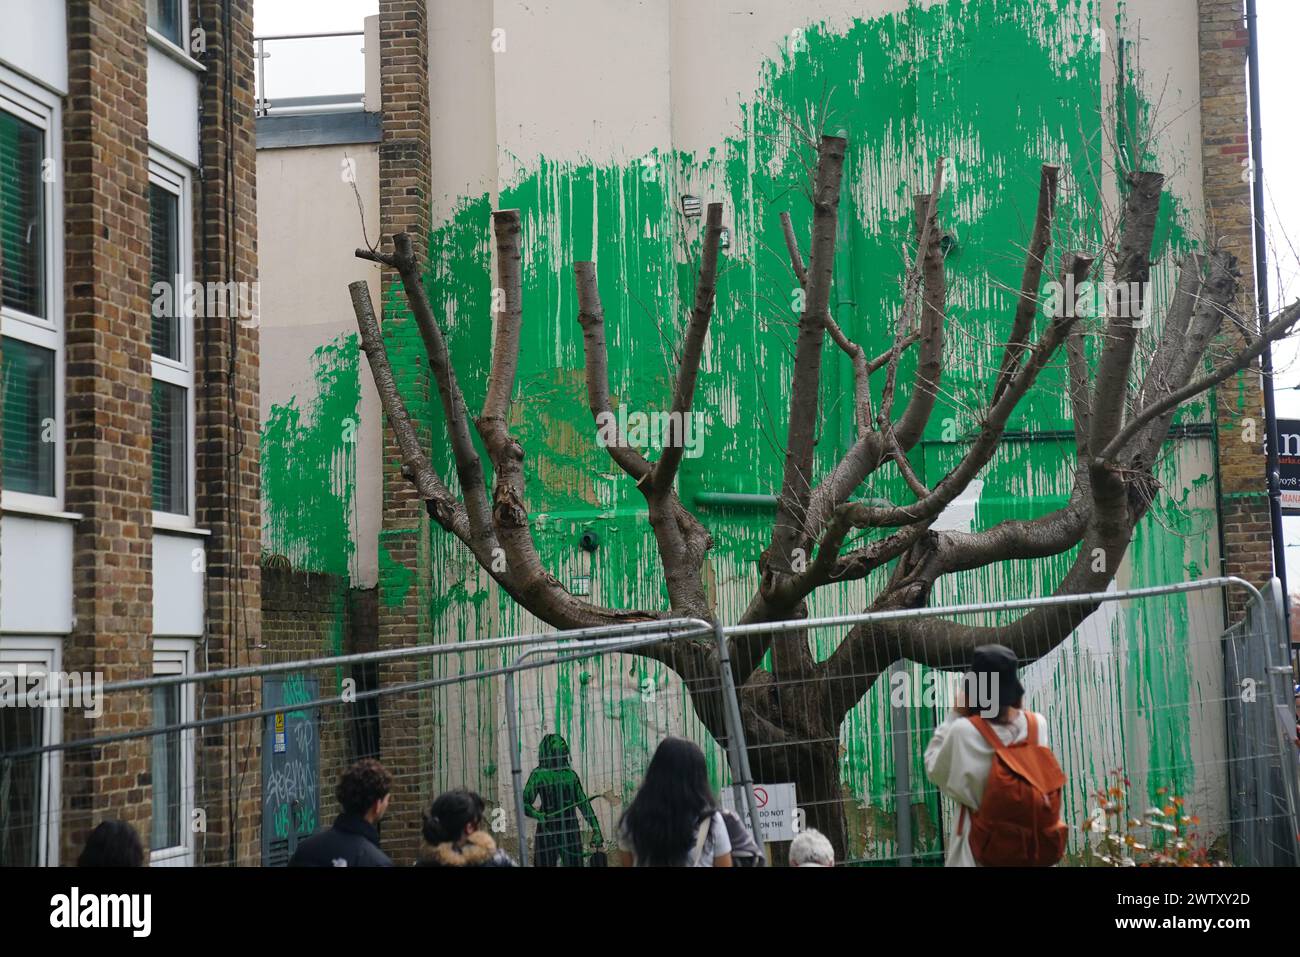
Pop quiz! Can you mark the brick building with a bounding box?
[0,0,260,865]
[1200,0,1275,620]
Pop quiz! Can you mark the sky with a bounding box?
[1249,0,1300,592]
[253,0,378,102]
[253,0,377,35]
[251,0,1300,587]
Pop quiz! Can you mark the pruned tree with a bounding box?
[348,134,1300,859]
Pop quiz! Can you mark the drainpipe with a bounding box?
[692,492,779,508]
[692,492,894,509]
[1245,0,1290,630]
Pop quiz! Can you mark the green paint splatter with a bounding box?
[418,0,1215,861]
[264,0,1227,861]
[378,534,416,609]
[261,333,360,577]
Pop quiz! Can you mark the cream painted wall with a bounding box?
[257,142,382,587]
[416,0,1232,860]
[430,0,500,221]
[428,0,1207,215]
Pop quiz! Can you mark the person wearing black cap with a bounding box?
[923,644,1049,867]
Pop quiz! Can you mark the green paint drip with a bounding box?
[261,333,360,577]
[419,0,1215,861]
[260,0,1227,861]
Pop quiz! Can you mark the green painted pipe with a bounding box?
[693,492,778,507]
[693,492,894,509]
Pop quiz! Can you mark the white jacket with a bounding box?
[923,708,1048,867]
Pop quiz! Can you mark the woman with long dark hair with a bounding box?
[617,737,733,867]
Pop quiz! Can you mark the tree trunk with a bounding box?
[738,673,850,863]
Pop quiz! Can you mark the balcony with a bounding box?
[253,21,379,150]
[253,30,368,117]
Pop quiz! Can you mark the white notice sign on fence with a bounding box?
[722,782,798,842]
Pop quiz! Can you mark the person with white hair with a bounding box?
[789,828,834,867]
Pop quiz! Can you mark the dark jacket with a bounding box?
[415,830,515,867]
[288,813,394,867]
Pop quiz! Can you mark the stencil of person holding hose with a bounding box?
[523,733,603,866]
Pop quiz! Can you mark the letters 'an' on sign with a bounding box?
[1276,419,1300,514]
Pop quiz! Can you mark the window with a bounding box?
[0,638,62,867]
[150,640,195,866]
[150,183,181,360]
[0,110,44,318]
[148,0,184,47]
[151,380,187,512]
[150,683,182,849]
[0,71,61,511]
[2,338,55,495]
[149,153,194,523]
[0,706,45,866]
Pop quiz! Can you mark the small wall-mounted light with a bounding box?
[718,227,731,250]
[681,194,702,218]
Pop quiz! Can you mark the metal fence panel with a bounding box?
[1223,579,1300,866]
[716,577,1296,866]
[3,577,1296,867]
[502,625,763,866]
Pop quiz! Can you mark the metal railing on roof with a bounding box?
[253,31,366,117]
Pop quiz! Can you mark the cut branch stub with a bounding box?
[769,135,846,579]
[1088,170,1165,465]
[574,260,654,483]
[990,163,1060,407]
[347,279,461,533]
[482,209,524,431]
[891,177,948,450]
[880,158,945,431]
[654,201,725,493]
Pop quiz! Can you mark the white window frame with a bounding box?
[149,638,195,867]
[148,149,196,529]
[0,636,63,867]
[0,66,64,514]
[146,0,190,58]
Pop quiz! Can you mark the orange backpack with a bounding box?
[958,712,1068,866]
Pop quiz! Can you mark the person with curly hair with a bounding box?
[289,758,394,867]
